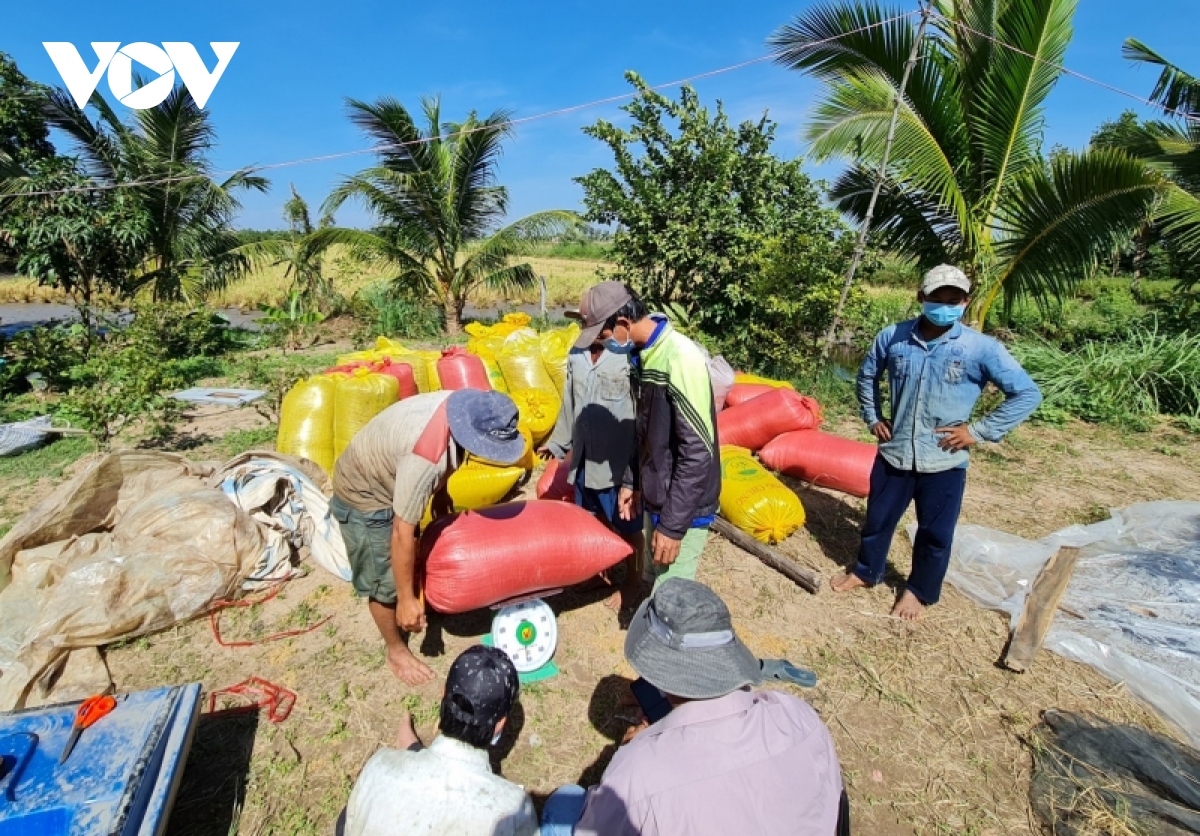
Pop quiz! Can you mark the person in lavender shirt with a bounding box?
[541,579,848,835]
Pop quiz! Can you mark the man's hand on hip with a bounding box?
[396,596,427,633]
[935,424,977,452]
[652,530,681,566]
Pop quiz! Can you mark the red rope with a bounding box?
[208,582,332,648]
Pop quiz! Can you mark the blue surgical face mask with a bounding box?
[603,323,634,354]
[922,302,966,327]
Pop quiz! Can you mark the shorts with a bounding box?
[330,494,397,603]
[575,483,643,536]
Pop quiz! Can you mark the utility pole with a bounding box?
[821,2,932,362]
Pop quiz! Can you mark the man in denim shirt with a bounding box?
[832,265,1042,619]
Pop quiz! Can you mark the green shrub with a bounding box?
[352,282,444,341]
[1012,327,1200,426]
[1,324,90,393]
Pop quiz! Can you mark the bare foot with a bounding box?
[830,572,869,593]
[386,645,435,686]
[394,712,421,749]
[891,590,925,621]
[605,583,644,612]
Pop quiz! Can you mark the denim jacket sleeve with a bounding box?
[967,340,1043,443]
[857,327,892,427]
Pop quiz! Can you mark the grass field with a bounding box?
[0,249,609,310]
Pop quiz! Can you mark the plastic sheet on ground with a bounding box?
[0,415,53,457]
[0,452,266,710]
[0,450,348,711]
[938,501,1200,746]
[216,450,350,586]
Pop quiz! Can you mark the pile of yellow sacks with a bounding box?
[465,313,579,449]
[277,321,575,524]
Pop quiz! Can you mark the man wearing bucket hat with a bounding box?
[541,579,845,835]
[344,644,538,836]
[833,264,1042,619]
[332,390,526,686]
[568,281,720,591]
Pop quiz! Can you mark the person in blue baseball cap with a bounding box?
[331,389,525,685]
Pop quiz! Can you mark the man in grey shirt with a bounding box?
[541,283,643,612]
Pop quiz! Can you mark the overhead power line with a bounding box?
[2,12,919,198]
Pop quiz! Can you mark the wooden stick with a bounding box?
[711,517,820,594]
[1003,546,1081,672]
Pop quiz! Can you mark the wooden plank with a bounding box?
[712,516,820,594]
[1003,546,1081,672]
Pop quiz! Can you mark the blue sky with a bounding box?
[4,0,1195,229]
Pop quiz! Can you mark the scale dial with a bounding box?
[491,599,558,673]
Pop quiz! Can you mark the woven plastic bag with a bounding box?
[540,323,581,397]
[333,369,399,462]
[510,387,560,447]
[437,346,491,391]
[468,335,509,393]
[717,388,822,451]
[420,500,631,613]
[499,330,556,393]
[759,429,876,497]
[725,382,782,408]
[536,453,574,501]
[420,457,525,527]
[733,372,794,390]
[277,376,337,473]
[370,358,419,399]
[718,446,805,543]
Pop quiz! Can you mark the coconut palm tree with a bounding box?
[236,184,339,313]
[315,96,579,335]
[768,0,1165,327]
[1115,40,1200,257]
[42,82,267,301]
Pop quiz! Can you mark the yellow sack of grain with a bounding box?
[420,456,525,527]
[468,335,509,393]
[733,372,795,390]
[540,323,580,397]
[333,368,399,462]
[498,330,556,393]
[277,375,337,474]
[718,445,805,544]
[510,387,560,447]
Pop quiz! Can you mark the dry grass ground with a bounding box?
[2,357,1196,835]
[0,251,605,310]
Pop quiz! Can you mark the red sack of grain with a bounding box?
[324,361,373,376]
[437,346,491,391]
[759,429,876,497]
[421,500,631,613]
[716,388,822,451]
[724,383,779,408]
[371,358,419,399]
[536,453,574,501]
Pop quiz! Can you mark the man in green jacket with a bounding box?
[575,282,721,589]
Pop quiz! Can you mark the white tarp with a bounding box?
[938,501,1200,747]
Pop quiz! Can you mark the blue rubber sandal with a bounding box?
[760,659,818,688]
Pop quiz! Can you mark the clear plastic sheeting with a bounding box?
[939,501,1200,747]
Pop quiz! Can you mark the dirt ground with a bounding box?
[5,394,1198,835]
